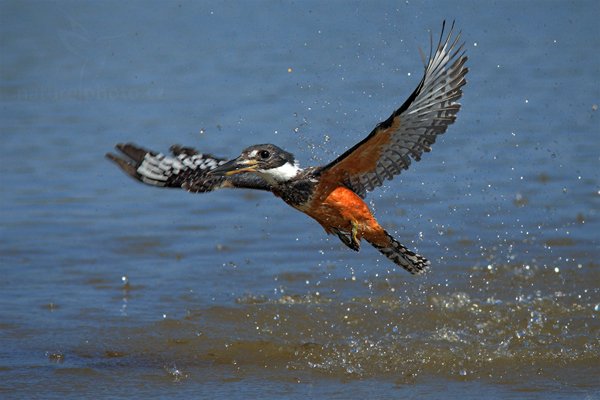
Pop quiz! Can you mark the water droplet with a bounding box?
[46,351,65,363]
[166,364,186,381]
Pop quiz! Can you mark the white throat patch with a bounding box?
[259,161,301,184]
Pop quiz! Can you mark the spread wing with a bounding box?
[316,21,468,198]
[106,143,270,192]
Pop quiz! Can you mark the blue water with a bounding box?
[1,1,599,399]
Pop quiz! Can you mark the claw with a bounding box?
[332,226,360,252]
[351,220,360,249]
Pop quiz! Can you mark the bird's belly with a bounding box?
[303,186,379,235]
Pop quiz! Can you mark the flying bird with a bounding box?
[106,21,468,274]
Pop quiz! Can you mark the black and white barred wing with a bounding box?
[106,143,270,192]
[317,21,468,198]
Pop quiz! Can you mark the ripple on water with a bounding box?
[68,262,600,388]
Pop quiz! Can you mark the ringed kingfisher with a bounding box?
[106,22,468,275]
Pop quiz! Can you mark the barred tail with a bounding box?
[368,230,430,275]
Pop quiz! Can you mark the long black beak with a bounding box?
[209,157,258,176]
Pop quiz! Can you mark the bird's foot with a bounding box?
[332,226,361,252]
[350,220,360,250]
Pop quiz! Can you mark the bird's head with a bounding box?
[210,144,301,184]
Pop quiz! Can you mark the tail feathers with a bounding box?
[369,231,430,275]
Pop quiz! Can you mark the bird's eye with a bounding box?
[259,150,270,159]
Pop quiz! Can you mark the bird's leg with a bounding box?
[350,220,360,250]
[332,227,360,252]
